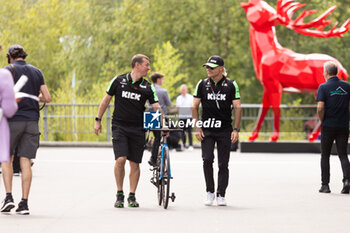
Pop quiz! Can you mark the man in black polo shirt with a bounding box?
[1,45,51,215]
[193,55,241,206]
[94,54,161,208]
[317,61,350,194]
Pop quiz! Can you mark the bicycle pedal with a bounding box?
[150,178,158,187]
[170,192,176,202]
[149,166,159,171]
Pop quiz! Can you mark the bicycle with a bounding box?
[149,127,181,209]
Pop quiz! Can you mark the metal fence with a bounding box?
[38,103,319,141]
[39,104,111,142]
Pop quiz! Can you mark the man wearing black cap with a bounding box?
[192,55,241,206]
[0,45,51,215]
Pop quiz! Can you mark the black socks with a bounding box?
[6,193,12,200]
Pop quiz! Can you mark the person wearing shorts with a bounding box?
[192,55,241,206]
[0,45,51,215]
[94,54,161,208]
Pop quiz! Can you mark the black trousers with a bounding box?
[180,118,193,147]
[321,126,350,185]
[201,128,232,196]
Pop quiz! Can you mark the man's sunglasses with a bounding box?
[205,65,216,70]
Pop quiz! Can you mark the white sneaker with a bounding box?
[217,195,227,206]
[188,146,194,151]
[204,192,215,206]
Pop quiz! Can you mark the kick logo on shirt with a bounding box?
[207,93,226,100]
[143,111,161,129]
[122,91,141,101]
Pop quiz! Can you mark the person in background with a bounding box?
[0,44,17,175]
[317,61,350,194]
[1,45,51,215]
[176,84,194,151]
[0,68,17,165]
[148,72,173,166]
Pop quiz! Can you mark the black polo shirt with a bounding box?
[107,73,158,127]
[5,60,45,122]
[317,76,350,128]
[193,76,240,129]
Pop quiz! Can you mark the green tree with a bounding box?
[152,41,189,101]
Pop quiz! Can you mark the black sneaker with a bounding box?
[127,195,139,208]
[0,197,15,213]
[319,184,331,193]
[114,193,124,208]
[341,179,350,194]
[15,201,30,215]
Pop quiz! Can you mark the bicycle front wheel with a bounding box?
[157,148,163,206]
[162,147,171,209]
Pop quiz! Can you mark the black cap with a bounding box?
[8,44,24,54]
[203,55,224,68]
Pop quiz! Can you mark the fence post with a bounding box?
[107,105,111,141]
[44,105,48,141]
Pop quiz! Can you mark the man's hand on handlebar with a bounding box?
[161,125,170,137]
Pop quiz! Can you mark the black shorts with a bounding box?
[9,121,40,159]
[112,124,145,163]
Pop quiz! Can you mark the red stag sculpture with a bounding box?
[241,0,350,141]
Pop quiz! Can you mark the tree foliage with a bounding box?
[0,0,349,105]
[152,41,189,101]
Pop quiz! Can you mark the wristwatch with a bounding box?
[95,117,102,122]
[233,128,240,132]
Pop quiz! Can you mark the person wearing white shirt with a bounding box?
[176,84,194,150]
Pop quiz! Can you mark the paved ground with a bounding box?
[1,147,349,233]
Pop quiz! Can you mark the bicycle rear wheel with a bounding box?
[162,147,171,209]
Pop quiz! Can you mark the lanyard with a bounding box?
[208,78,226,110]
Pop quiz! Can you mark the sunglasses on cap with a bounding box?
[205,65,216,70]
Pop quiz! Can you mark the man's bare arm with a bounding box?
[192,98,201,125]
[94,94,112,135]
[317,101,325,122]
[231,99,242,143]
[232,99,241,129]
[39,84,51,103]
[192,97,204,141]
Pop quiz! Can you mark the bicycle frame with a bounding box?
[148,127,180,208]
[159,140,172,180]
